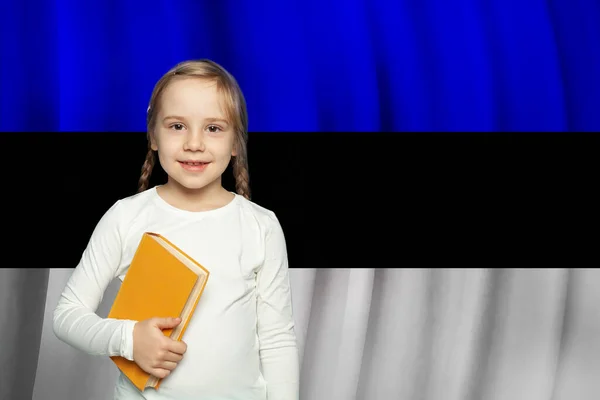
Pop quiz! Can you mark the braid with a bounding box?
[138,148,155,193]
[233,155,251,200]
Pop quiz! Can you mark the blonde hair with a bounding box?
[138,59,250,199]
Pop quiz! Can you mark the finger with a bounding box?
[154,317,181,330]
[167,340,187,355]
[163,351,184,363]
[158,360,179,371]
[151,368,171,379]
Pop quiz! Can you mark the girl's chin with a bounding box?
[166,177,221,192]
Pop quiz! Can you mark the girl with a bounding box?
[53,60,299,400]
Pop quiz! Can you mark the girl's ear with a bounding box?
[231,141,238,157]
[150,133,158,151]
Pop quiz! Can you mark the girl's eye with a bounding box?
[171,123,185,131]
[207,125,221,133]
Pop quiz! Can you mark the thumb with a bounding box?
[154,317,181,329]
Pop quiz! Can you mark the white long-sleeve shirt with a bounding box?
[53,187,299,400]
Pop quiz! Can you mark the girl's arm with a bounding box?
[256,215,300,400]
[53,200,137,361]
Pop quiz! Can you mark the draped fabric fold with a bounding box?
[0,269,50,400]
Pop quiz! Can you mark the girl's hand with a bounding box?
[132,317,187,379]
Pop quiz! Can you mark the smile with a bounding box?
[178,161,209,171]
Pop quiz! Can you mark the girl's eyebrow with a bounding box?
[204,117,229,124]
[162,116,229,124]
[163,115,187,122]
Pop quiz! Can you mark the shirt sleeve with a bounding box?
[256,214,300,400]
[53,200,137,361]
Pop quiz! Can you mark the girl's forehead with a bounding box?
[162,78,219,101]
[159,80,228,117]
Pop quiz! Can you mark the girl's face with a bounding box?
[151,78,236,193]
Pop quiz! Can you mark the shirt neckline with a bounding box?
[151,185,240,218]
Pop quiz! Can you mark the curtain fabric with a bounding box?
[2,268,599,400]
[2,1,599,132]
[0,269,49,400]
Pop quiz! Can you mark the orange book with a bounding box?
[107,232,209,392]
